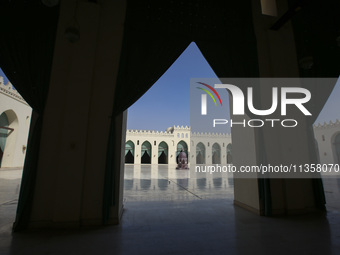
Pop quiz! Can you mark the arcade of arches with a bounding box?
[125,126,232,165]
[125,121,340,166]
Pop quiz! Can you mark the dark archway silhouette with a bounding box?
[158,141,168,164]
[333,133,340,164]
[125,150,134,164]
[227,143,232,164]
[196,151,204,164]
[212,143,221,164]
[0,112,9,167]
[196,142,205,164]
[158,151,167,164]
[141,150,151,164]
[141,141,152,164]
[125,140,135,163]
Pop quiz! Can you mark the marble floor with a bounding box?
[123,164,234,201]
[1,165,340,255]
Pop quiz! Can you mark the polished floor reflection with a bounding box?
[123,164,234,201]
[1,167,340,254]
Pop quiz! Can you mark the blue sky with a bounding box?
[126,42,218,131]
[315,78,340,124]
[0,69,9,84]
[127,42,340,131]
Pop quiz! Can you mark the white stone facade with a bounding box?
[125,125,232,165]
[0,76,32,168]
[125,121,340,166]
[313,120,340,164]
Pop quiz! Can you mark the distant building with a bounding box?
[314,120,340,164]
[0,76,32,168]
[125,125,232,165]
[125,122,340,165]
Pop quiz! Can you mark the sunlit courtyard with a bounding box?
[123,164,234,202]
[2,166,340,254]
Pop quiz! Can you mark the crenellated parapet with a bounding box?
[173,125,190,131]
[126,127,231,138]
[0,76,27,104]
[126,129,173,136]
[313,119,340,130]
[191,131,231,138]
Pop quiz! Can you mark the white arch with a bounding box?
[227,143,232,164]
[141,140,152,164]
[158,141,169,164]
[0,110,19,167]
[176,140,188,163]
[125,140,135,163]
[212,142,221,164]
[196,142,205,164]
[331,131,340,164]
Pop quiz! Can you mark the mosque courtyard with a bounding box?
[1,165,340,254]
[123,164,234,202]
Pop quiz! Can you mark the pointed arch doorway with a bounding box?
[101,0,262,224]
[0,110,18,168]
[158,141,168,164]
[141,141,152,164]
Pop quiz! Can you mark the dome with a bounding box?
[166,126,174,133]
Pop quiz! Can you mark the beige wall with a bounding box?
[0,77,32,168]
[125,126,232,165]
[314,120,340,164]
[125,126,190,165]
